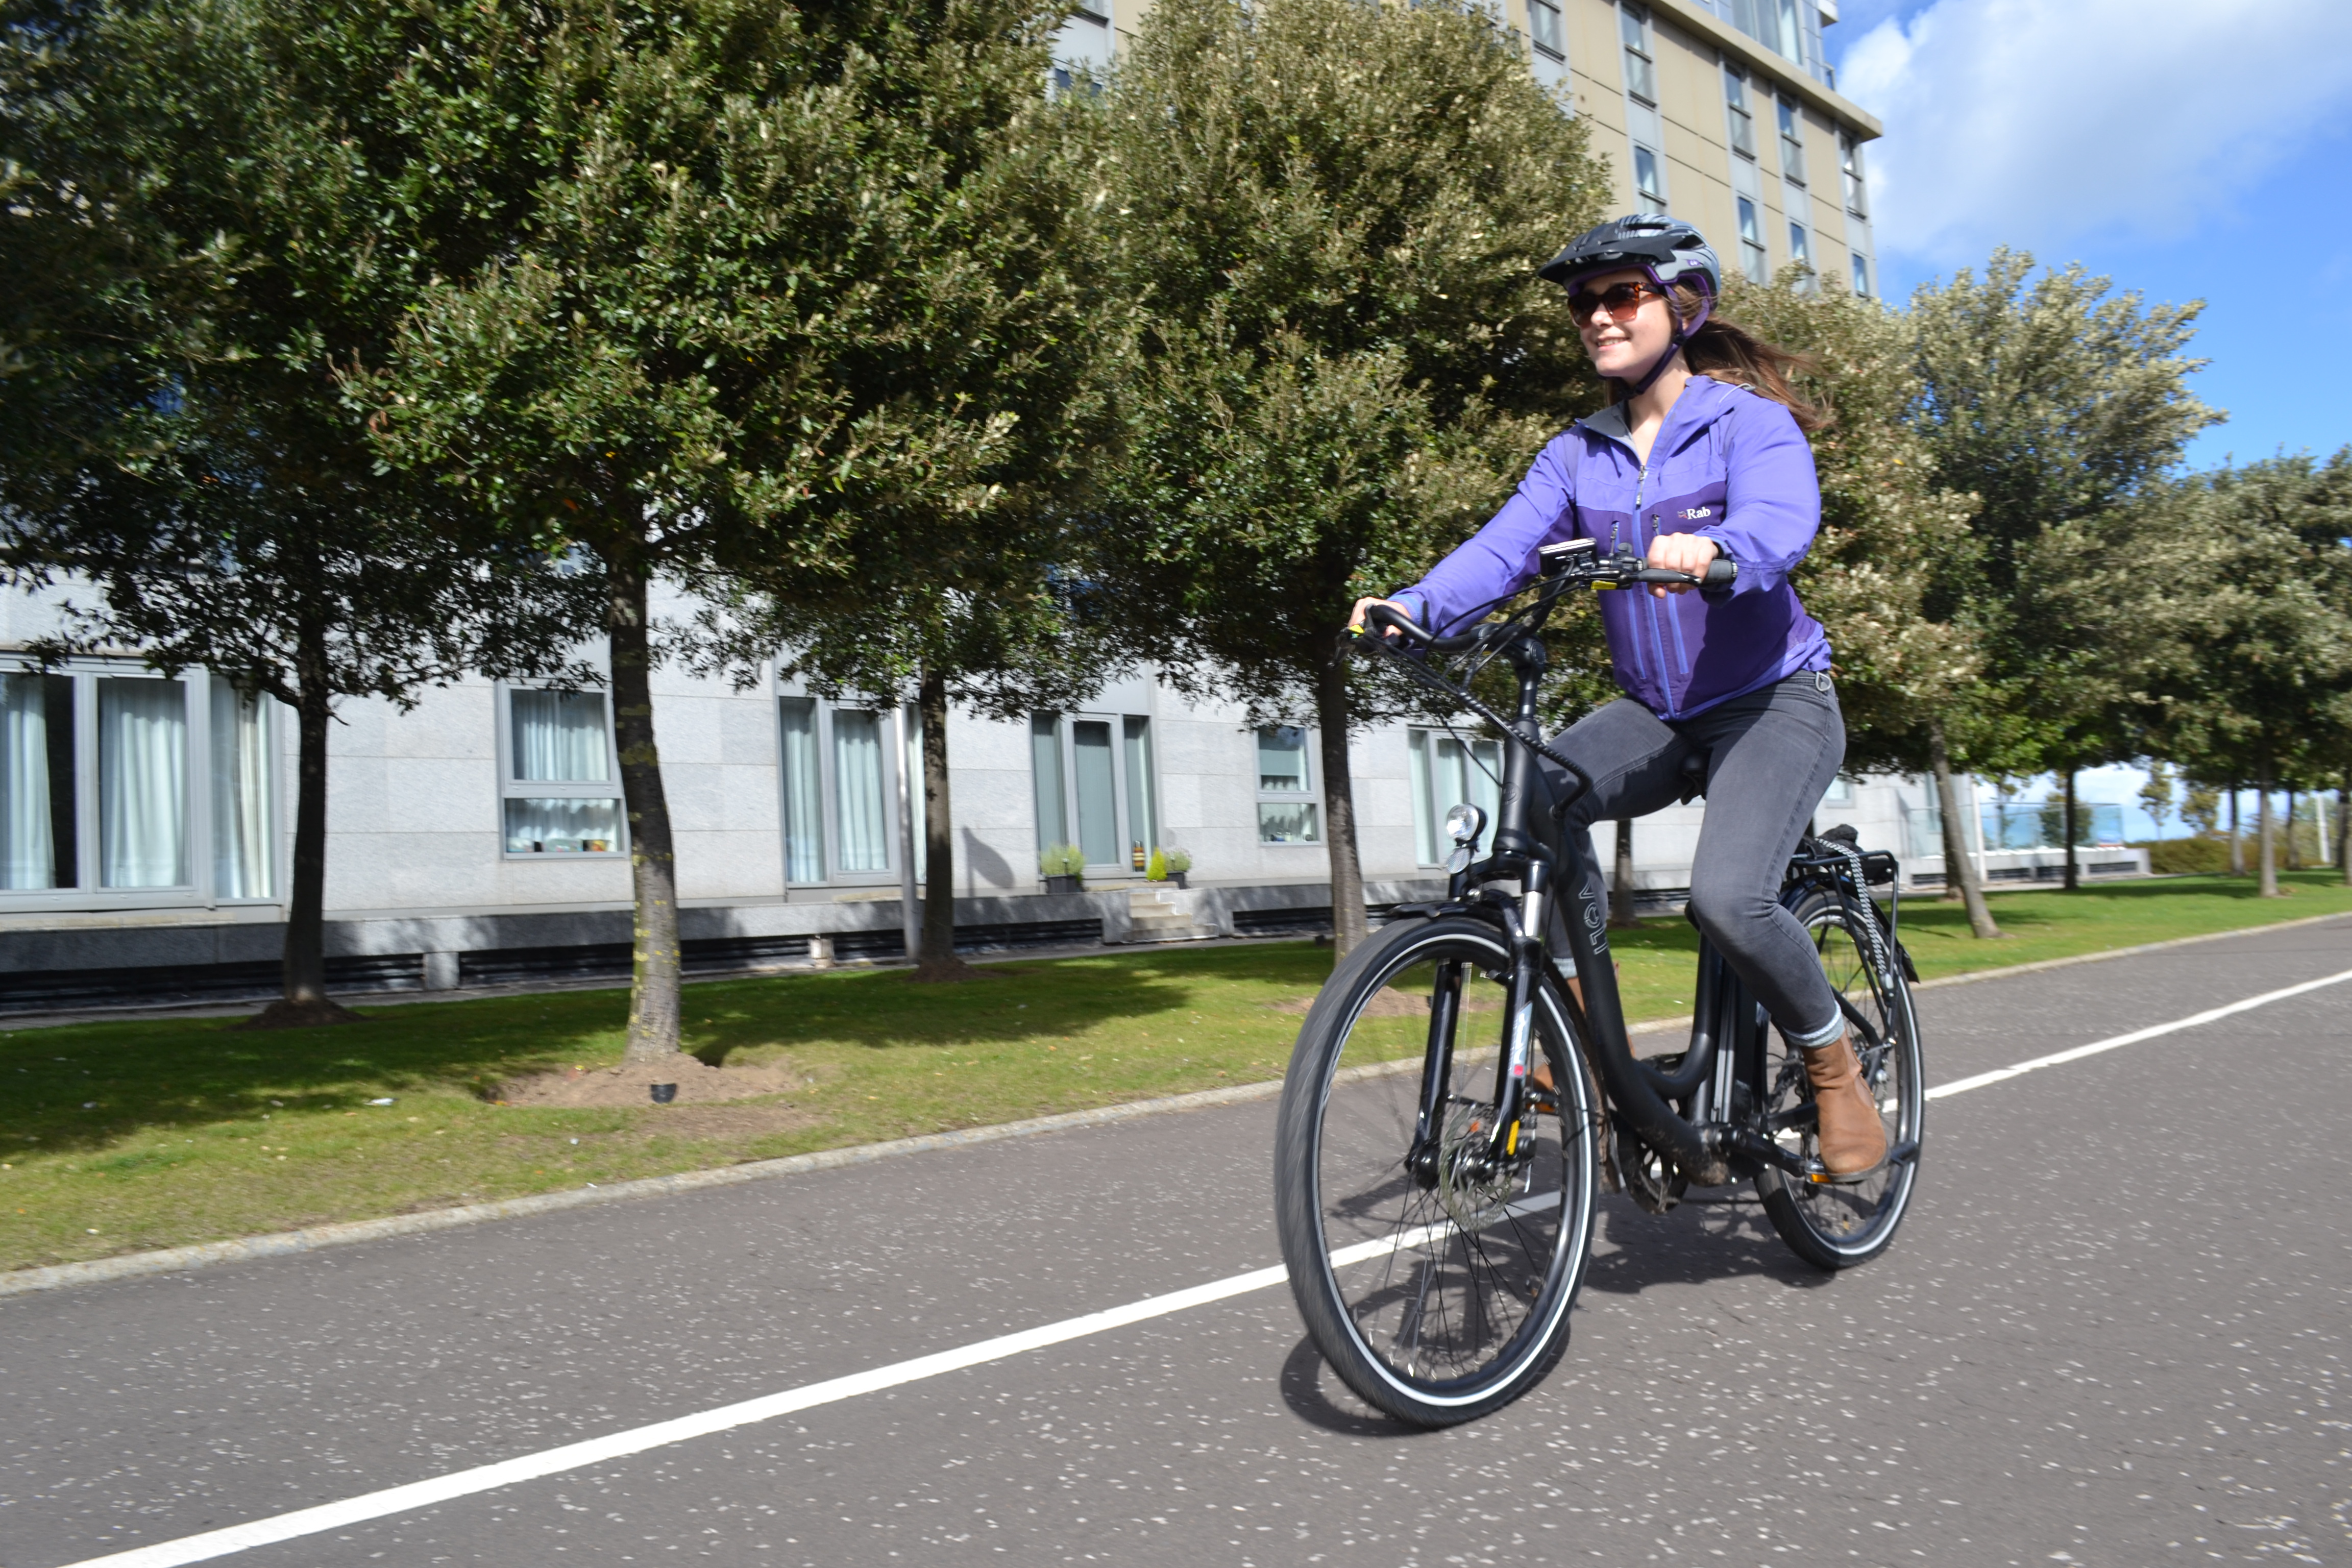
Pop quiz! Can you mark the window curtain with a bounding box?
[1072,720,1117,866]
[1412,730,1500,866]
[1122,717,1156,862]
[100,678,186,888]
[0,674,56,890]
[779,698,823,883]
[1257,726,1310,792]
[832,711,889,873]
[210,685,274,899]
[1031,715,1067,851]
[511,690,609,781]
[503,797,623,853]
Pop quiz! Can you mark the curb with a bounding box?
[8,908,2347,1301]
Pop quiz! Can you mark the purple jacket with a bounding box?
[1396,376,1831,721]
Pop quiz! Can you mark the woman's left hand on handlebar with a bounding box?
[1646,533,1719,597]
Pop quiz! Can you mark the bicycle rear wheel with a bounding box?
[1756,887,1924,1269]
[1273,915,1598,1427]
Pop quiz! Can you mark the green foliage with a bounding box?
[1093,0,1611,722]
[1164,847,1193,875]
[2037,450,2352,788]
[1145,846,1168,881]
[2140,837,2231,875]
[1040,843,1086,878]
[1904,249,2222,779]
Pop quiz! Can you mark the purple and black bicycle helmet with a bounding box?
[1539,215,1723,393]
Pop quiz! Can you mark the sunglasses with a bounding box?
[1567,280,1664,325]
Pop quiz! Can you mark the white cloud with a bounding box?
[1837,0,2352,264]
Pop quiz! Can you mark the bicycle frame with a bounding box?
[1382,596,1842,1193]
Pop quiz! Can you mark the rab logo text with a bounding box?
[1680,506,1713,521]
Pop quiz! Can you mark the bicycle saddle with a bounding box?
[1675,751,1708,804]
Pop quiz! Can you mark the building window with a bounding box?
[1723,65,1756,159]
[777,696,909,884]
[1,672,77,891]
[1821,775,1855,808]
[1736,195,1768,283]
[1408,730,1501,867]
[1850,252,1871,296]
[0,663,276,902]
[1034,712,1159,872]
[1619,5,1657,105]
[504,688,623,856]
[1787,221,1810,268]
[1527,0,1564,60]
[210,683,274,898]
[1839,130,1868,216]
[1256,725,1320,844]
[1632,145,1667,212]
[1777,95,1806,183]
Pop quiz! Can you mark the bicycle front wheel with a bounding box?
[1756,887,1925,1269]
[1273,915,1599,1427]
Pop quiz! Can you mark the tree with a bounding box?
[1907,250,2220,893]
[705,84,1116,984]
[2036,451,2352,899]
[0,0,595,1026]
[359,0,1088,1042]
[1093,0,1609,958]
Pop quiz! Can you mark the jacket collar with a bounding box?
[1574,375,1738,462]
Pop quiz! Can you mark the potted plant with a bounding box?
[1164,847,1192,890]
[1040,843,1086,895]
[1145,847,1168,883]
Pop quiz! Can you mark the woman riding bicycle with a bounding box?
[1352,213,1883,1178]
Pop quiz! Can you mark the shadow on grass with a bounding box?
[0,940,1342,1156]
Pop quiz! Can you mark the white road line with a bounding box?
[1922,964,2352,1100]
[55,963,2352,1568]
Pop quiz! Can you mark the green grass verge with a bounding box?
[6,870,2346,1272]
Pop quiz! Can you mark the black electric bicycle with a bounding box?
[1272,538,1924,1428]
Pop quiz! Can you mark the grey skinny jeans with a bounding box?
[1544,671,1848,1047]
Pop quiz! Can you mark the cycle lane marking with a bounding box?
[1921,963,2352,1100]
[52,962,2352,1568]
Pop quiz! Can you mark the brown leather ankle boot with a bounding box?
[1799,1034,1886,1176]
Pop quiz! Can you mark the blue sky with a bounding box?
[1827,0,2352,470]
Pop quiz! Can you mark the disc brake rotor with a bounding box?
[1436,1098,1521,1230]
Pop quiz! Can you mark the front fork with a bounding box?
[1403,862,1550,1188]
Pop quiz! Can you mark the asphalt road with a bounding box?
[5,916,2349,1568]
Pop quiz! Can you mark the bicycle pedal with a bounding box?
[1800,1161,1877,1186]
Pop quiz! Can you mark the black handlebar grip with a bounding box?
[1704,555,1737,587]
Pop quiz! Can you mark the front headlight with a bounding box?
[1443,802,1487,847]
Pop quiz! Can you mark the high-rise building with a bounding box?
[1059,0,1880,296]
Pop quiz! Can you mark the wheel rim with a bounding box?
[1763,902,1922,1253]
[1307,932,1596,1404]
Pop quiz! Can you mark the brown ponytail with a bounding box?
[1607,281,1832,434]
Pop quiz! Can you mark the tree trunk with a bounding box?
[240,612,358,1029]
[610,565,683,1062]
[2340,775,2350,882]
[1609,818,1637,927]
[2255,755,2280,898]
[1929,721,2002,939]
[2061,769,2079,891]
[2228,785,2244,875]
[913,666,976,982]
[1314,646,1367,960]
[2285,789,2301,869]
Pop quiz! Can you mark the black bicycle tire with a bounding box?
[1273,915,1599,1427]
[1755,887,1925,1270]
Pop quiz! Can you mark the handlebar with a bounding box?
[1353,550,1736,653]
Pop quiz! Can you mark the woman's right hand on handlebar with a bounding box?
[1351,596,1411,639]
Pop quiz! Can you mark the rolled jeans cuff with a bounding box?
[1784,1011,1846,1051]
